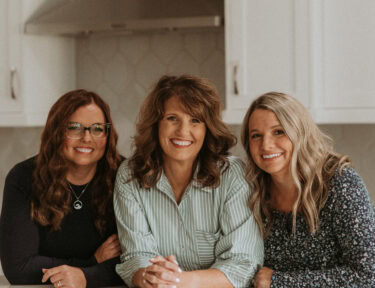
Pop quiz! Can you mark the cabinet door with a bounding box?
[0,0,23,122]
[223,0,310,124]
[21,0,76,126]
[0,0,75,126]
[311,0,375,123]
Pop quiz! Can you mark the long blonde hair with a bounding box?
[241,92,350,237]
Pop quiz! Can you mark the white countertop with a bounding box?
[0,276,125,287]
[0,276,51,287]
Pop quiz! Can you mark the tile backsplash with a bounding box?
[0,30,374,211]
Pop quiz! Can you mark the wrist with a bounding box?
[133,268,146,287]
[180,271,197,287]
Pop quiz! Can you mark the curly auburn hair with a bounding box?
[241,92,350,237]
[129,74,236,188]
[31,89,123,233]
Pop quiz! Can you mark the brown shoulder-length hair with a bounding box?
[241,92,350,237]
[129,74,236,188]
[31,89,123,233]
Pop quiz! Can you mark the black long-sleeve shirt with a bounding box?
[0,157,124,287]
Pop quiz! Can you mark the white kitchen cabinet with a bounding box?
[0,0,75,126]
[223,0,375,124]
[223,0,310,124]
[0,0,23,124]
[310,0,375,123]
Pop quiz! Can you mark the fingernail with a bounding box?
[178,267,182,273]
[142,272,145,277]
[176,278,180,283]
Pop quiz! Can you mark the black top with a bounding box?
[0,157,124,287]
[264,168,375,287]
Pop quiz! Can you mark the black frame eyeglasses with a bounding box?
[65,122,111,139]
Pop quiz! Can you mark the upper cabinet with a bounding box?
[223,0,375,124]
[0,0,75,126]
[311,0,375,123]
[2,0,374,126]
[0,0,23,124]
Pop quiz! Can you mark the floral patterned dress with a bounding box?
[264,168,375,288]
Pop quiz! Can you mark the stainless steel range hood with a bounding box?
[25,0,224,36]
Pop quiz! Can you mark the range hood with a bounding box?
[25,0,224,36]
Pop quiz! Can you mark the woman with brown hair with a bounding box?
[114,75,263,288]
[241,92,375,287]
[0,90,124,287]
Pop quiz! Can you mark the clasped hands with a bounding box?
[140,255,185,288]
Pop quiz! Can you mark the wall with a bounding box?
[0,29,374,276]
[1,29,374,204]
[0,29,374,206]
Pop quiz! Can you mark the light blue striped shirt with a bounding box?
[114,156,264,287]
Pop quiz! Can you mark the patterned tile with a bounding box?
[135,53,166,90]
[87,35,118,67]
[184,32,217,64]
[119,35,150,65]
[151,33,183,65]
[104,53,135,95]
[166,50,200,76]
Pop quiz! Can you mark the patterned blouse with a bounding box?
[264,167,375,287]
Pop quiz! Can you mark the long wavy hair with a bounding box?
[241,92,350,237]
[31,89,123,233]
[129,74,236,188]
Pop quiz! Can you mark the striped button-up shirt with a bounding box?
[114,156,264,287]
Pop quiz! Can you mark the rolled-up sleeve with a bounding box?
[113,163,159,287]
[211,159,264,287]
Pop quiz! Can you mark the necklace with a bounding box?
[68,182,90,210]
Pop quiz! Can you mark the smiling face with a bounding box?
[248,109,293,179]
[158,96,206,167]
[63,103,107,172]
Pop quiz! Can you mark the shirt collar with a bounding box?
[156,165,213,195]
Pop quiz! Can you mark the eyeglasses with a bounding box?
[66,122,111,139]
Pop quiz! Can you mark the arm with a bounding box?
[41,257,123,288]
[208,159,264,288]
[144,255,232,288]
[113,164,159,287]
[269,168,375,288]
[179,269,233,288]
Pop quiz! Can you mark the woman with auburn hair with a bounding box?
[241,92,375,287]
[114,75,263,288]
[0,90,124,287]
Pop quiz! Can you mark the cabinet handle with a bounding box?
[233,64,239,95]
[10,68,17,99]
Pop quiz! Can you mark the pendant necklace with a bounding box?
[68,182,90,210]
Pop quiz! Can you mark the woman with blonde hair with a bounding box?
[114,75,263,288]
[241,92,375,287]
[0,90,124,287]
